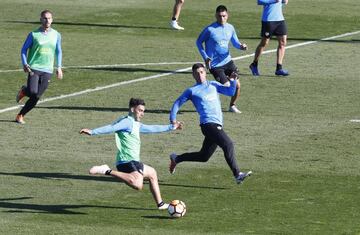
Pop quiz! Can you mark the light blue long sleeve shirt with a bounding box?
[170,80,236,126]
[196,22,243,68]
[258,0,285,22]
[90,115,174,136]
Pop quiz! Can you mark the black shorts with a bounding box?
[209,60,239,84]
[261,20,287,38]
[116,161,144,175]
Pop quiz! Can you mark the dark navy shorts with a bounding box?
[261,20,287,38]
[210,60,239,84]
[116,161,144,175]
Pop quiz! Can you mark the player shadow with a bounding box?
[35,106,196,114]
[142,215,173,220]
[240,36,359,43]
[0,119,18,123]
[78,67,192,74]
[0,172,227,190]
[6,20,172,30]
[0,197,153,214]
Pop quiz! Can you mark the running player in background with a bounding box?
[249,0,289,76]
[16,9,63,124]
[196,5,247,114]
[170,0,185,30]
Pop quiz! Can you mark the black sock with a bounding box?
[105,169,112,175]
[172,17,176,21]
[276,64,282,71]
[157,201,165,207]
[252,61,258,67]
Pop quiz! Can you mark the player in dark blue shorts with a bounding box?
[249,0,290,76]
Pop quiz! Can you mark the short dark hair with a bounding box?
[216,5,228,13]
[41,9,53,17]
[192,63,205,72]
[129,98,145,108]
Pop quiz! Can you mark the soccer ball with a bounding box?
[167,200,186,218]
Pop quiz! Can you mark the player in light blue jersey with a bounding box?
[169,63,252,184]
[196,5,248,114]
[249,0,289,76]
[80,98,183,210]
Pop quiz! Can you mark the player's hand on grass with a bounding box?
[80,128,91,135]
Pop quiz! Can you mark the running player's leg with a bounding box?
[18,72,40,116]
[175,136,217,163]
[110,170,144,190]
[112,161,145,190]
[225,61,241,112]
[202,123,240,177]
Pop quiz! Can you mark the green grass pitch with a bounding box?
[0,0,359,234]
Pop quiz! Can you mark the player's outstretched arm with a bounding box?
[80,128,92,135]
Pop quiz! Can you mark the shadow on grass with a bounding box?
[142,215,173,220]
[35,106,196,114]
[239,36,360,43]
[78,66,192,74]
[0,197,154,214]
[0,172,227,190]
[0,119,19,123]
[6,20,171,30]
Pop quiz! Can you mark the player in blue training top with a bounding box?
[249,0,289,76]
[168,63,252,184]
[80,98,183,210]
[15,9,63,124]
[196,5,248,114]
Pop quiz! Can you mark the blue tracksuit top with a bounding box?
[258,0,285,22]
[170,80,236,126]
[196,22,243,68]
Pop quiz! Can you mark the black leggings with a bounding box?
[176,123,240,176]
[19,70,51,116]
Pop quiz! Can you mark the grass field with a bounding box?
[0,0,360,234]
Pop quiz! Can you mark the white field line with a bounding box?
[0,30,359,114]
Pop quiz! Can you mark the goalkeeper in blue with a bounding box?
[80,98,183,210]
[168,63,252,184]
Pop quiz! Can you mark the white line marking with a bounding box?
[350,119,360,123]
[1,30,359,114]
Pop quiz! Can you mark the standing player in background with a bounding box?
[249,0,289,76]
[196,5,247,114]
[169,63,252,184]
[170,0,185,30]
[15,9,63,124]
[80,98,183,210]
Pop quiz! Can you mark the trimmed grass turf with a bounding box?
[1,0,360,234]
